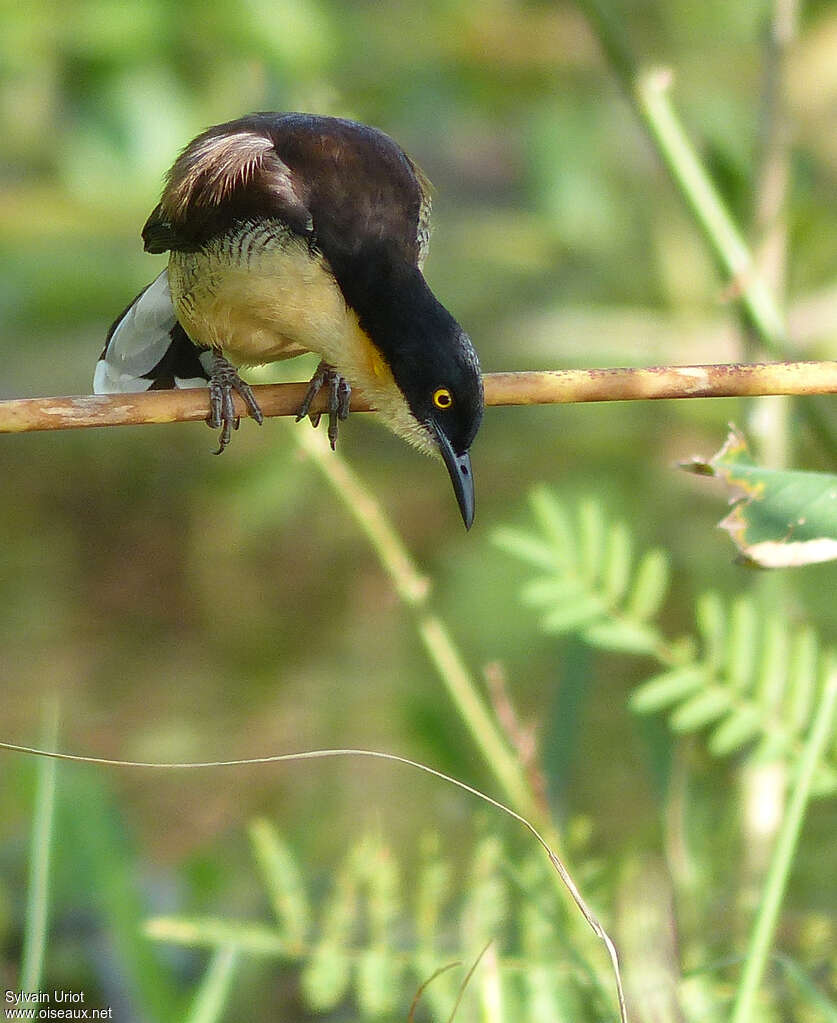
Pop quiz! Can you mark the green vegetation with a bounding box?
[1,1,835,1020]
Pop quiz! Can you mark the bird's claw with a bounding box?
[208,350,263,454]
[296,362,351,450]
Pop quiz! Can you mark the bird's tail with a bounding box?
[94,270,212,393]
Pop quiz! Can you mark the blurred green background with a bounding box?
[1,0,835,1020]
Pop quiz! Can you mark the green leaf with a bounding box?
[530,487,576,570]
[249,819,309,948]
[756,616,790,710]
[493,527,559,570]
[670,688,731,732]
[696,591,727,670]
[361,837,401,946]
[630,666,707,713]
[726,597,758,689]
[578,499,605,584]
[601,521,632,604]
[583,619,660,655]
[682,426,837,567]
[185,947,239,1023]
[300,840,359,1008]
[415,833,451,946]
[541,595,606,632]
[357,948,401,1016]
[521,577,588,608]
[626,549,669,622]
[752,732,793,767]
[301,943,352,1011]
[787,627,819,734]
[709,706,762,755]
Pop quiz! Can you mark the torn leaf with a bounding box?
[681,426,837,568]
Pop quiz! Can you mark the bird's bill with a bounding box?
[433,426,475,529]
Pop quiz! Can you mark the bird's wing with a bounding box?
[142,114,430,269]
[143,126,313,254]
[94,270,212,393]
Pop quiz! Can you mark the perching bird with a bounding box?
[95,112,484,527]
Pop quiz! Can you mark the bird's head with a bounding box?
[330,248,484,528]
[392,327,483,529]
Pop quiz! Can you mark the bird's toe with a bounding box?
[208,350,263,453]
[296,361,350,449]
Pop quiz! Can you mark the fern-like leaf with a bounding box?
[497,489,837,795]
[631,595,836,792]
[147,825,613,1022]
[494,490,674,660]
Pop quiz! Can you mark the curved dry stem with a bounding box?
[0,739,628,1023]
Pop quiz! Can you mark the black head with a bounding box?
[396,324,483,529]
[334,249,484,527]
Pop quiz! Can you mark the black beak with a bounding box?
[433,426,475,529]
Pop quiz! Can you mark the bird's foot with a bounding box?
[208,350,264,454]
[296,361,351,450]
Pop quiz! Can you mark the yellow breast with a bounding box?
[166,222,428,447]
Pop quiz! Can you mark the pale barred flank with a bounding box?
[162,130,310,225]
[410,161,433,269]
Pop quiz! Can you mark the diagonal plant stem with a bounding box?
[575,0,787,352]
[638,71,792,354]
[287,418,540,827]
[575,0,837,454]
[730,662,837,1023]
[636,70,789,354]
[284,423,633,1020]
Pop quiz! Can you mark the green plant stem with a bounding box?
[20,702,59,992]
[730,662,837,1023]
[576,0,787,352]
[186,946,239,1023]
[742,0,795,968]
[575,0,837,454]
[417,614,537,821]
[283,425,638,1019]
[288,420,540,827]
[636,71,788,352]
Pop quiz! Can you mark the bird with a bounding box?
[95,112,484,528]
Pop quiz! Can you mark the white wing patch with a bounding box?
[94,270,180,393]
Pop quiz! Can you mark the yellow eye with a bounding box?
[433,387,453,410]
